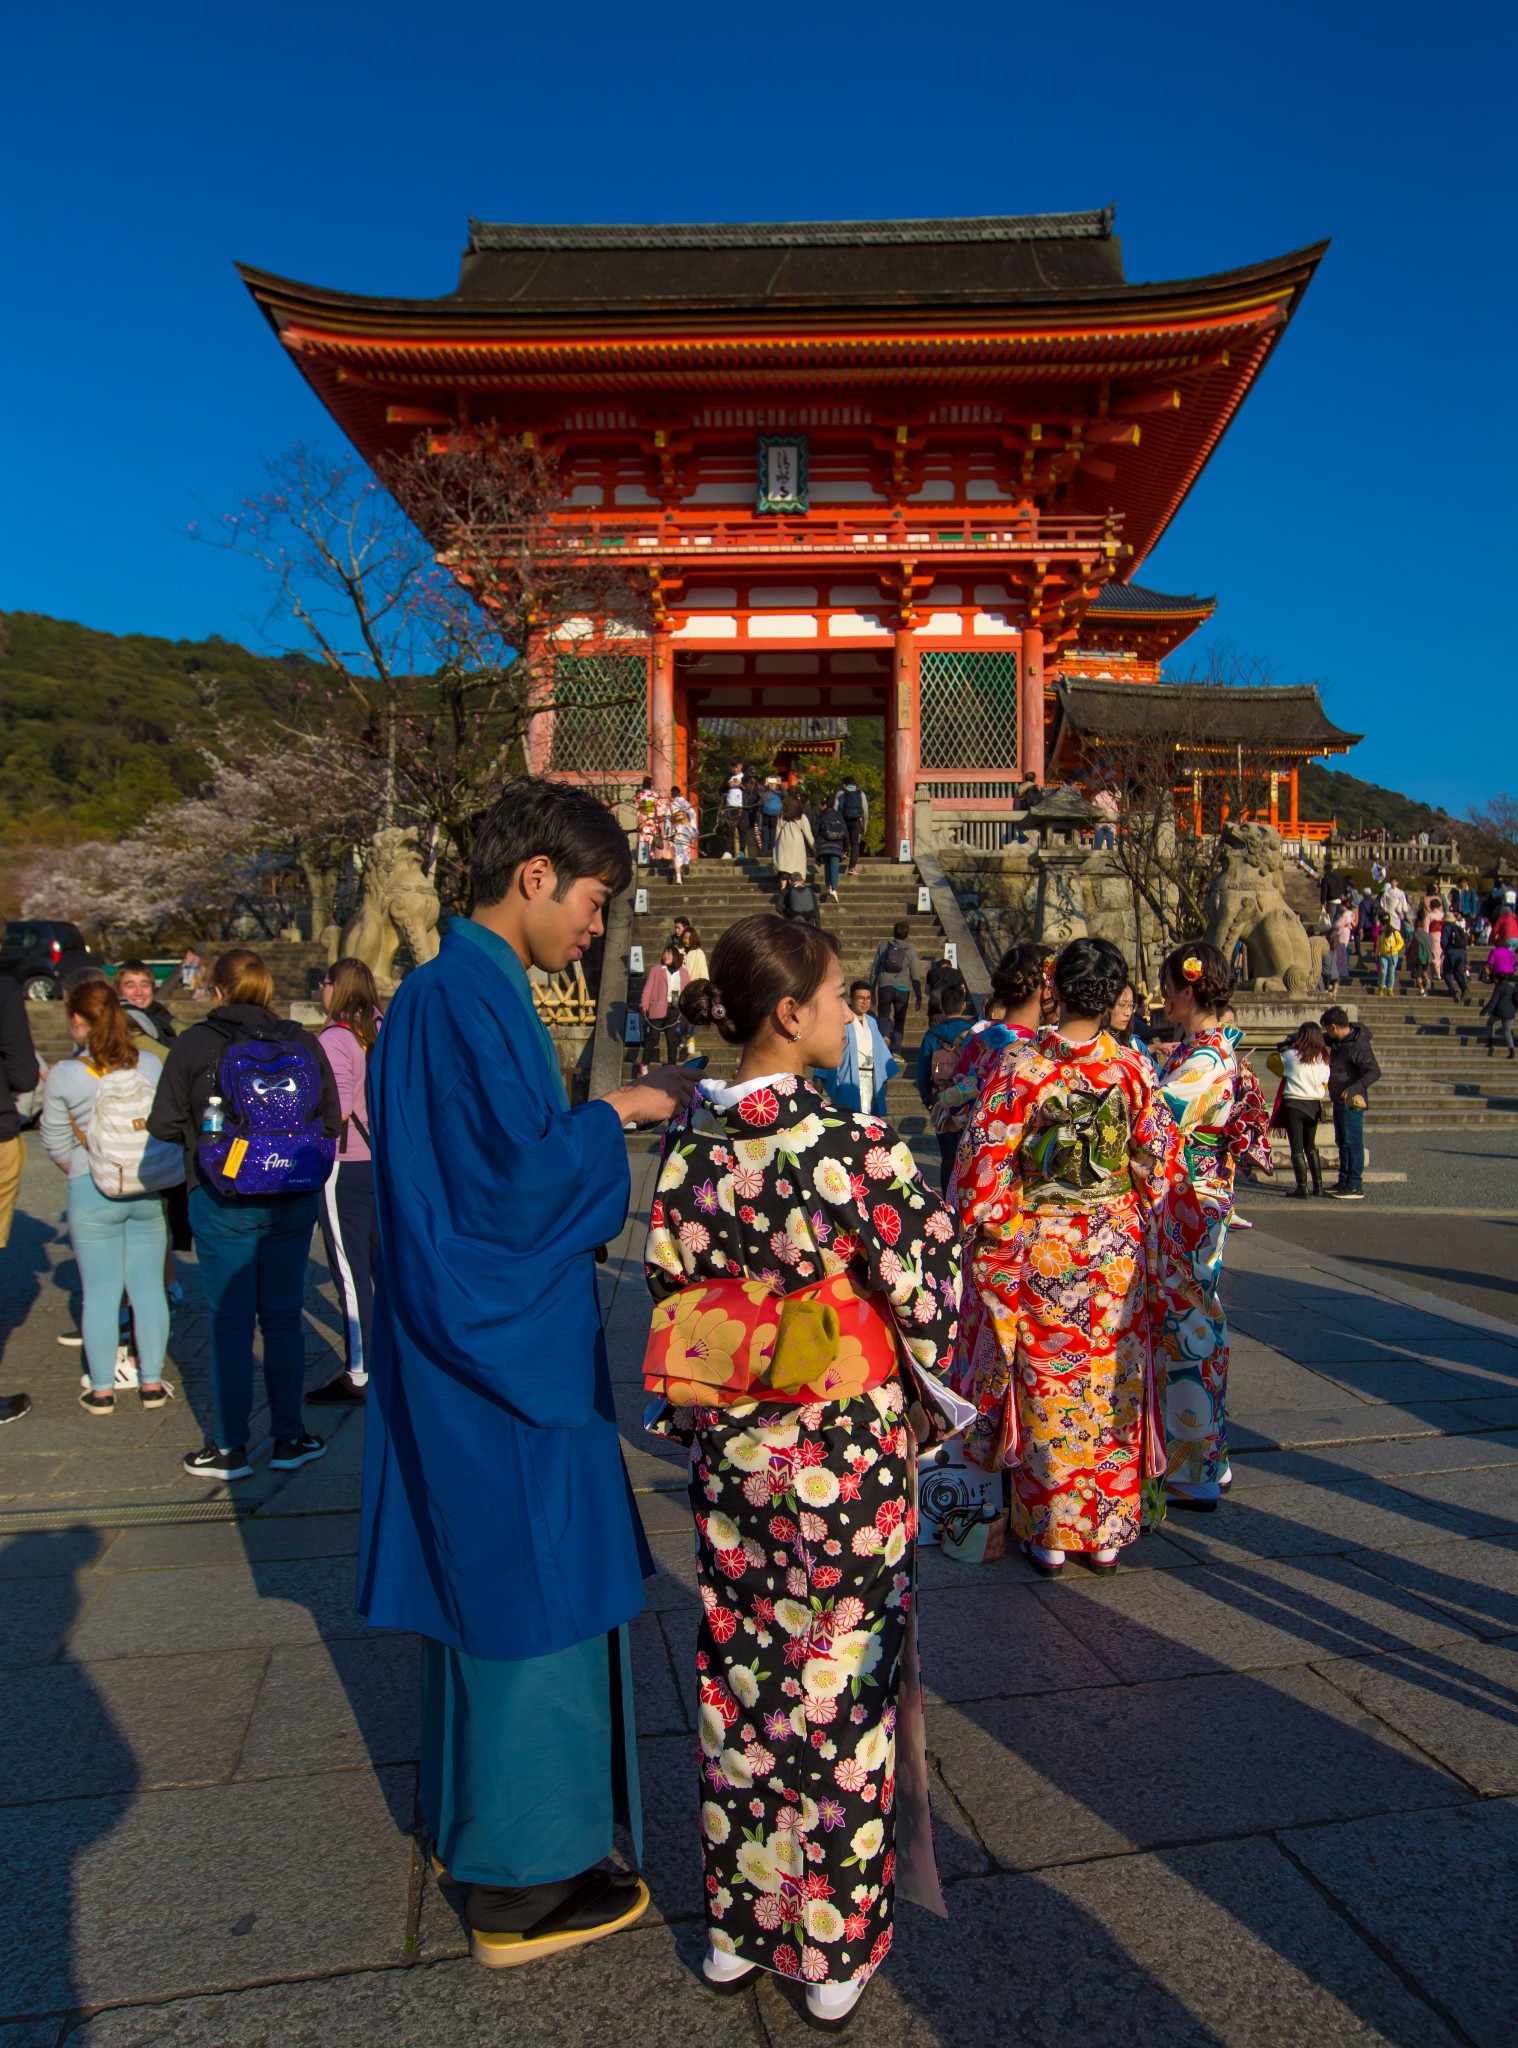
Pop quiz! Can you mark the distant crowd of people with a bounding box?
[1313,876,1517,1051]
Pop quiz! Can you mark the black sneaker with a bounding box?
[270,1432,327,1471]
[307,1375,366,1405]
[0,1392,32,1426]
[184,1443,253,1480]
[1329,1186,1365,1202]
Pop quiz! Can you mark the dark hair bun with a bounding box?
[678,978,739,1041]
[684,915,839,1047]
[1052,937,1130,1019]
[991,940,1046,1009]
[1160,939,1234,1010]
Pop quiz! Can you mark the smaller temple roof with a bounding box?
[1085,583,1215,617]
[1054,678,1360,755]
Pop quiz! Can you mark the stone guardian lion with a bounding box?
[1203,820,1327,994]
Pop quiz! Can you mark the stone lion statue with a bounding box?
[334,826,441,994]
[1203,820,1327,994]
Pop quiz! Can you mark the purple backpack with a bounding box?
[197,1023,335,1195]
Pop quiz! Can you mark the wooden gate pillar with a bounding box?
[649,630,674,795]
[1020,625,1045,786]
[890,625,919,858]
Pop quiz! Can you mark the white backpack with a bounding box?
[83,1060,184,1198]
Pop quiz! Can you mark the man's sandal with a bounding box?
[468,1868,650,1969]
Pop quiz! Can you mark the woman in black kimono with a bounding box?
[644,913,960,2029]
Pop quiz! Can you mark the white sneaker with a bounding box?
[114,1346,140,1389]
[721,852,733,861]
[57,1332,84,1348]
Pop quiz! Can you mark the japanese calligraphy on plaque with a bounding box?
[756,434,808,514]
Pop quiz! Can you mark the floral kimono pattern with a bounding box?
[953,1029,1202,1551]
[636,787,666,863]
[669,794,699,878]
[645,1076,959,1989]
[1154,1027,1273,1498]
[929,1022,1034,1137]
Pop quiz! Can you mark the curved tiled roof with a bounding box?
[467,211,1116,252]
[1056,678,1360,753]
[1087,582,1215,615]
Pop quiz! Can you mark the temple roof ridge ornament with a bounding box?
[465,210,1117,252]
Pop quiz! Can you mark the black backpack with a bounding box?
[881,940,906,975]
[817,811,849,851]
[839,786,864,819]
[784,882,819,923]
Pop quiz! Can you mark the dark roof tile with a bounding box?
[1056,678,1360,752]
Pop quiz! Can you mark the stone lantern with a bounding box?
[1026,784,1097,947]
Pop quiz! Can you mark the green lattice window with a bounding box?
[548,653,649,775]
[919,649,1019,771]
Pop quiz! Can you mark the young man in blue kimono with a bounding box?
[359,777,696,1968]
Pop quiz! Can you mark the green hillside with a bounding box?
[1297,762,1462,842]
[0,611,317,842]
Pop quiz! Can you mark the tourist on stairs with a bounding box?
[1321,1005,1379,1201]
[815,794,850,900]
[954,937,1204,1575]
[1482,972,1517,1058]
[310,957,383,1406]
[645,912,963,2029]
[1154,943,1274,1510]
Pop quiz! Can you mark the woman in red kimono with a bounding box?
[953,938,1201,1575]
[644,913,962,2030]
[929,940,1048,1149]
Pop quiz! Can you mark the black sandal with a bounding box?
[467,1867,650,1969]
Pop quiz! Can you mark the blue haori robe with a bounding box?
[359,917,650,1883]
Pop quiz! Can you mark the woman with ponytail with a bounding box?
[1153,941,1273,1510]
[644,913,962,2030]
[929,940,1049,1158]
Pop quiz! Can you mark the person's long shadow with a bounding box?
[0,1529,137,2031]
[0,1208,53,1378]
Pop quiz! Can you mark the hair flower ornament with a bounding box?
[710,1000,726,1020]
[1182,955,1203,983]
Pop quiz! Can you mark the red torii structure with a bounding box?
[241,211,1324,853]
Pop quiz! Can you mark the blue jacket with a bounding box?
[357,918,650,1660]
[813,1012,899,1113]
[916,1014,976,1105]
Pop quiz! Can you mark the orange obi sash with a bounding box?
[644,1271,901,1409]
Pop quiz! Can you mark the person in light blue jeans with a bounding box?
[40,981,171,1411]
[187,1186,321,1449]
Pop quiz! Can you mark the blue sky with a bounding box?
[3,1,1512,814]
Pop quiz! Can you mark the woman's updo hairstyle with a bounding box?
[680,912,840,1046]
[1160,939,1233,1010]
[991,939,1046,1009]
[1051,937,1129,1019]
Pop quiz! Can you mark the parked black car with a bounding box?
[0,920,92,1001]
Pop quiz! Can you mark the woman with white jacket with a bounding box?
[42,981,172,1411]
[1272,1022,1332,1199]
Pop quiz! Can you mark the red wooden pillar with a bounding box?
[1288,766,1300,832]
[1020,626,1045,785]
[523,628,554,777]
[649,630,674,795]
[890,625,919,858]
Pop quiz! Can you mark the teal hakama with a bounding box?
[362,917,652,1889]
[421,1630,641,1885]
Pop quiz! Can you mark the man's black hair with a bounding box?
[471,776,633,909]
[892,919,910,940]
[940,983,969,1014]
[1320,1006,1352,1031]
[850,980,873,998]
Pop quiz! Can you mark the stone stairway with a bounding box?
[623,854,950,1137]
[1234,954,1518,1131]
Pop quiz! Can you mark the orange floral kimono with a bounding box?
[952,1028,1201,1553]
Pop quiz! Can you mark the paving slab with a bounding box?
[0,1576,99,1668]
[1350,1534,1518,1639]
[63,1925,762,2048]
[635,1732,705,1925]
[1034,1553,1478,1683]
[100,1513,361,1573]
[1157,1478,1473,1565]
[916,1581,1120,1700]
[236,1636,420,1778]
[755,1838,1461,2047]
[1312,1635,1518,1793]
[1376,1463,1518,1535]
[1,1650,266,1802]
[0,1766,417,2021]
[640,1532,700,1613]
[64,1557,375,1661]
[1230,1432,1518,1487]
[1314,1358,1517,1406]
[931,1664,1467,1871]
[629,1609,688,1738]
[0,1528,112,1580]
[1285,1800,1518,2048]
[1226,1316,1423,1370]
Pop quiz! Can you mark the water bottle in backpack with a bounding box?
[197,1024,335,1195]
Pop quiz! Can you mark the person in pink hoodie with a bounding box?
[310,957,382,1404]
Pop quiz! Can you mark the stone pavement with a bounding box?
[3,1135,1517,2047]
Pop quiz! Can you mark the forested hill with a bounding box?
[0,611,317,843]
[1296,762,1463,843]
[0,610,1465,851]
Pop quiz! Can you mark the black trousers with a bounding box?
[319,1159,377,1379]
[843,816,864,868]
[1444,964,1468,1001]
[877,987,909,1051]
[643,1018,686,1066]
[1281,1101,1323,1194]
[720,809,746,857]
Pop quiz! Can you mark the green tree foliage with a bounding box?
[0,611,316,843]
[694,718,886,854]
